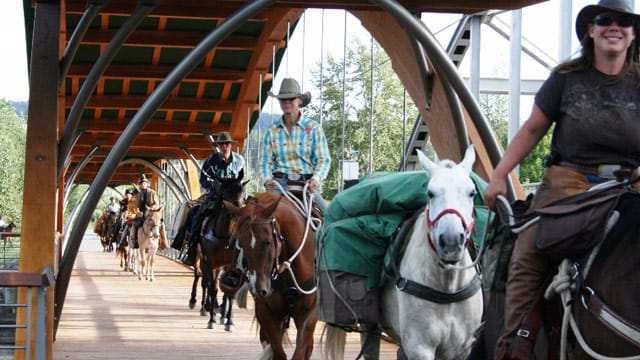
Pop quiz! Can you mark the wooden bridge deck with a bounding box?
[53,233,399,359]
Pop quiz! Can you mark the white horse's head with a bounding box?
[418,145,476,263]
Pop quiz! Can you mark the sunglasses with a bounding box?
[593,12,635,27]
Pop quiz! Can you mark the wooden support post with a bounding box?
[18,1,62,359]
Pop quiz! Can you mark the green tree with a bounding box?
[479,94,550,184]
[305,38,418,198]
[0,100,26,226]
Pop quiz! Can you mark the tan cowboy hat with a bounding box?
[268,78,311,108]
[139,174,149,184]
[575,0,640,41]
[214,131,237,145]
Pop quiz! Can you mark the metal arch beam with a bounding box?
[64,143,101,204]
[177,144,203,173]
[370,0,517,201]
[59,0,110,83]
[57,0,161,180]
[118,158,188,203]
[164,159,192,200]
[54,0,277,334]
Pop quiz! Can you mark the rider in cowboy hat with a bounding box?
[260,77,331,212]
[130,174,160,245]
[180,132,245,266]
[486,1,640,358]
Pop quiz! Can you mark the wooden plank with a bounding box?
[53,233,400,359]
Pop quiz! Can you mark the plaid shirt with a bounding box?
[260,115,331,183]
[200,152,245,194]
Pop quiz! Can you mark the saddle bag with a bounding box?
[316,270,379,327]
[481,194,533,293]
[535,187,628,262]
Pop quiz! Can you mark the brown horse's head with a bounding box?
[203,169,249,241]
[226,194,281,298]
[226,193,314,299]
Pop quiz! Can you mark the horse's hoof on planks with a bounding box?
[207,322,215,330]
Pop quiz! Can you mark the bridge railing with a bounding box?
[0,265,53,360]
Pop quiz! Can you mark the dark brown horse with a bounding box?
[480,190,640,359]
[225,192,317,360]
[197,169,248,330]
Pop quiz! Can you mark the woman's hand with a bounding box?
[484,176,507,210]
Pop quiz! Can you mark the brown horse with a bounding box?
[225,192,317,360]
[197,169,249,330]
[480,190,640,359]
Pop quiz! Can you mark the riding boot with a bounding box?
[182,240,196,266]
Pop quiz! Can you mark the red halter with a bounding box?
[426,208,475,252]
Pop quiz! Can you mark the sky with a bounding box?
[0,1,29,102]
[0,0,617,108]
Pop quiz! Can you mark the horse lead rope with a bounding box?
[268,181,318,295]
[545,212,640,360]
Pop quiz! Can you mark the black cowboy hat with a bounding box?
[213,131,237,145]
[268,78,311,108]
[139,174,149,184]
[576,0,640,40]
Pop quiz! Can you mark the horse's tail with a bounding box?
[235,282,249,309]
[323,325,346,360]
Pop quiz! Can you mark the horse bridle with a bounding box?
[425,207,475,253]
[232,204,316,295]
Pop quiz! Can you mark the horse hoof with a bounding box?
[208,322,215,330]
[200,309,206,317]
[224,324,232,332]
[188,301,196,310]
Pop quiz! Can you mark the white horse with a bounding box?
[325,145,483,360]
[137,205,163,282]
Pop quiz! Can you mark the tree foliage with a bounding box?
[304,38,418,198]
[479,94,550,184]
[0,100,26,225]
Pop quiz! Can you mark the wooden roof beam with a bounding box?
[78,119,230,135]
[64,95,235,112]
[74,134,215,151]
[75,30,269,50]
[66,1,269,20]
[68,64,247,82]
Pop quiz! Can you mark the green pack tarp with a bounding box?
[315,170,489,290]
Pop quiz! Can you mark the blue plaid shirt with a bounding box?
[200,152,245,194]
[260,115,331,183]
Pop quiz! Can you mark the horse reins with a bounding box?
[235,202,317,296]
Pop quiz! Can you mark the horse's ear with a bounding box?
[417,149,437,176]
[242,179,250,187]
[459,144,476,173]
[237,168,244,181]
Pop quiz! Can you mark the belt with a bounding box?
[273,172,312,181]
[557,161,635,179]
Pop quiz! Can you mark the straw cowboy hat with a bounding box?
[138,174,149,184]
[213,131,237,145]
[268,78,311,108]
[575,0,640,40]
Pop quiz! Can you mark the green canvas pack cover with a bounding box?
[315,170,488,290]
